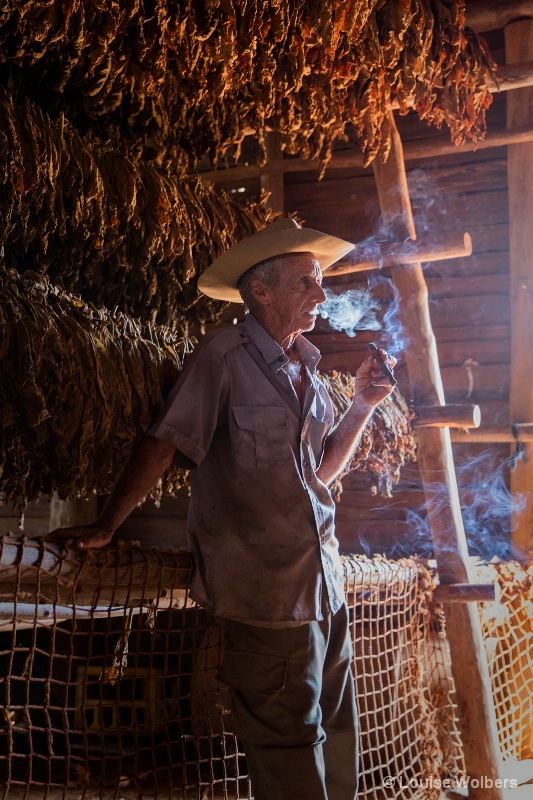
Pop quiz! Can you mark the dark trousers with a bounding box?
[217,603,358,800]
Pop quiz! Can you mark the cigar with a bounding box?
[367,342,397,387]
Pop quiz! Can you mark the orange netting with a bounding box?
[0,535,530,799]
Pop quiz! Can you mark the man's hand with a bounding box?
[45,435,177,550]
[46,523,115,550]
[353,350,397,410]
[317,349,398,486]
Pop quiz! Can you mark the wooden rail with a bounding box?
[0,534,193,608]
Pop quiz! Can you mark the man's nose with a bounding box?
[315,283,327,304]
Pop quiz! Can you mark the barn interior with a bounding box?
[1,1,533,799]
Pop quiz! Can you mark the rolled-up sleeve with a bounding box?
[148,342,228,466]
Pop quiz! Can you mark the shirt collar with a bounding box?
[243,314,321,373]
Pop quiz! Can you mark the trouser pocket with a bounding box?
[217,649,287,693]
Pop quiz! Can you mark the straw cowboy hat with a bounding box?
[197,217,354,303]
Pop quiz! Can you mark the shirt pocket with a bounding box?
[232,405,290,468]
[307,413,330,468]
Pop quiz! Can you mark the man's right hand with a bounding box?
[46,523,114,549]
[45,435,176,551]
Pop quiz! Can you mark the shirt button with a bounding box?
[278,355,284,362]
[240,333,246,338]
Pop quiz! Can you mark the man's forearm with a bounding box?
[97,434,177,533]
[316,401,374,486]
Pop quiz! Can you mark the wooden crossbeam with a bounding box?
[451,423,533,443]
[327,232,472,276]
[413,403,481,429]
[198,125,533,184]
[466,0,533,32]
[372,109,504,799]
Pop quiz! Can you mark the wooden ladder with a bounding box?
[372,110,504,800]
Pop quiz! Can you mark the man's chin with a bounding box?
[301,313,318,331]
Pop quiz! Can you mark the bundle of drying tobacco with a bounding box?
[319,371,416,499]
[0,0,494,169]
[0,88,274,328]
[0,269,189,508]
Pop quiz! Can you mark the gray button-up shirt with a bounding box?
[148,314,345,624]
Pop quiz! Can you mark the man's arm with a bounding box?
[46,434,177,549]
[317,352,396,486]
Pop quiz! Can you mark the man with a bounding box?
[49,217,396,800]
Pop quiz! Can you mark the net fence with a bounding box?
[0,534,531,799]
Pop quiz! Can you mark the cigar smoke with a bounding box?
[318,287,381,337]
[360,453,525,561]
[319,275,407,357]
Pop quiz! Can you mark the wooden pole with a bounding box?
[372,110,504,798]
[260,131,284,213]
[432,583,499,604]
[466,0,533,32]
[493,59,533,92]
[413,404,481,429]
[506,21,533,563]
[0,534,193,607]
[328,232,472,276]
[451,423,533,443]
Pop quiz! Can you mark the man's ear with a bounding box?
[250,279,270,306]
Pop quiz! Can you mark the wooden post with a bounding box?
[372,111,504,798]
[505,20,533,763]
[260,131,284,213]
[506,21,533,563]
[0,534,192,607]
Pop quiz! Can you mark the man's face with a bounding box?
[264,252,326,336]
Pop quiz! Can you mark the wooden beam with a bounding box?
[494,58,533,92]
[372,110,504,798]
[506,21,533,563]
[413,403,481,429]
[451,424,533,443]
[198,125,533,184]
[432,583,499,603]
[328,232,472,276]
[0,534,193,607]
[466,0,533,32]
